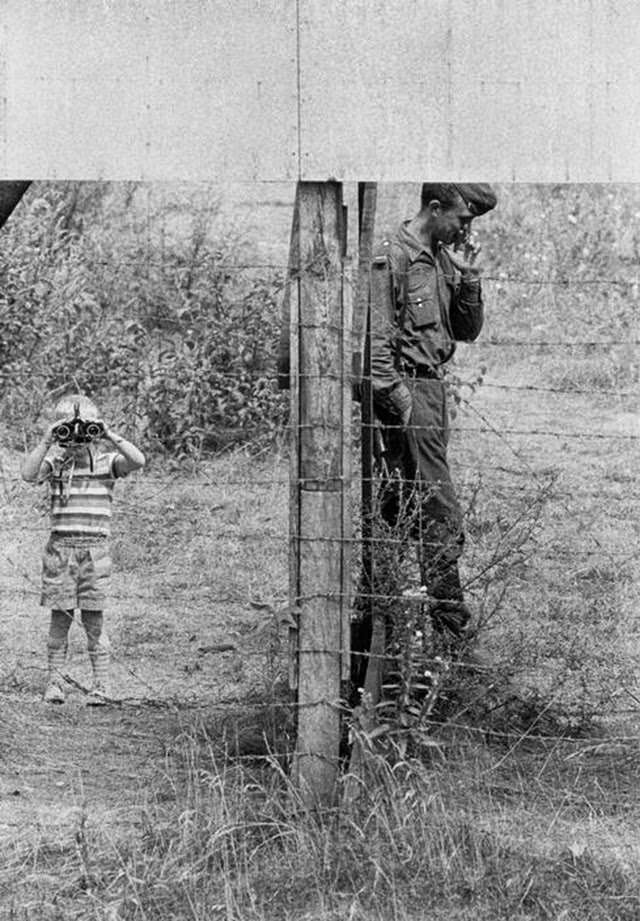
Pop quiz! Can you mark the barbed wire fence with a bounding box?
[1,182,639,814]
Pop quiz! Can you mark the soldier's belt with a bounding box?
[401,364,441,380]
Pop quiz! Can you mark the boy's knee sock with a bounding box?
[81,610,111,687]
[47,609,73,684]
[47,645,67,683]
[88,644,110,688]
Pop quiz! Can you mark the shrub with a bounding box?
[0,182,287,456]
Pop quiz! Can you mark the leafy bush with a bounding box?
[0,182,287,456]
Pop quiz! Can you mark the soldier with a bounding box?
[362,183,497,665]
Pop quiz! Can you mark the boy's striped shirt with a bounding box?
[43,450,122,539]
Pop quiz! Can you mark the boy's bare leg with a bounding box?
[44,609,74,703]
[81,610,111,704]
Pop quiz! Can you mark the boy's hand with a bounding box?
[46,419,68,445]
[103,427,146,473]
[91,419,114,439]
[102,425,120,443]
[103,426,131,451]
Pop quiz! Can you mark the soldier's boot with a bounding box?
[427,563,492,671]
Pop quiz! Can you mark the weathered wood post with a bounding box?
[290,181,351,807]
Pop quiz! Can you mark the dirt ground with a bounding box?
[1,357,639,917]
[0,443,289,917]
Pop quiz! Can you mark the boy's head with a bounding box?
[53,393,100,422]
[50,393,103,452]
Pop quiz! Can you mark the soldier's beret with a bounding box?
[453,183,497,216]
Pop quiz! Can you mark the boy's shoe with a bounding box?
[86,681,111,707]
[43,681,65,704]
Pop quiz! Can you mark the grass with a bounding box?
[3,183,640,919]
[18,723,638,921]
[3,416,640,919]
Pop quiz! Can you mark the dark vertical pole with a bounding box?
[353,183,377,689]
[344,184,380,799]
[358,183,376,631]
[277,186,301,392]
[0,182,31,230]
[358,184,389,706]
[340,200,353,685]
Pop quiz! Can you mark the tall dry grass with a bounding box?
[44,723,639,921]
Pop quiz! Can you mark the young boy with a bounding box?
[21,393,145,705]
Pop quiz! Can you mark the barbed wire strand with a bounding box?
[5,254,640,285]
[2,312,640,801]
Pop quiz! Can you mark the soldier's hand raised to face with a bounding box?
[445,240,483,280]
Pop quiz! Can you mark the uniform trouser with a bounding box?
[372,376,469,636]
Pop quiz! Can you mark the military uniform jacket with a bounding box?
[369,221,485,395]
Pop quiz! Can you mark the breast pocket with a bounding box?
[408,294,440,329]
[406,267,440,328]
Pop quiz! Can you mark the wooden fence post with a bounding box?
[291,181,350,807]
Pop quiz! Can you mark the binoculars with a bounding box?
[53,406,104,445]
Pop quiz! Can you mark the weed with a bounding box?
[0,183,287,456]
